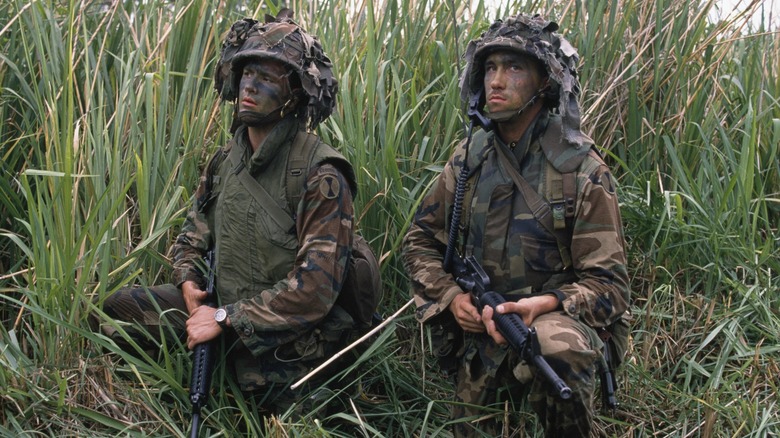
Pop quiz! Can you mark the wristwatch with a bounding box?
[214,307,229,329]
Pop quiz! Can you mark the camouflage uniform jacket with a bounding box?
[402,113,629,355]
[172,116,354,364]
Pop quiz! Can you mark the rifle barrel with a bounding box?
[190,413,201,438]
[531,352,572,399]
[600,344,618,410]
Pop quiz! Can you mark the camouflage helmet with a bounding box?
[214,10,338,130]
[460,14,589,147]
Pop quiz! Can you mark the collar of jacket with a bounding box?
[538,113,593,173]
[234,115,300,174]
[492,111,549,165]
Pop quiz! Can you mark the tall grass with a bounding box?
[1,0,778,436]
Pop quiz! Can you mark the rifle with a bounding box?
[453,255,572,400]
[598,329,618,411]
[189,250,217,438]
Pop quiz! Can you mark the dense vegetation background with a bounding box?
[1,0,778,436]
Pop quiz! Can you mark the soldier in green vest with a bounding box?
[402,14,630,437]
[93,10,359,414]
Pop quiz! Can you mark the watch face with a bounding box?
[214,308,227,323]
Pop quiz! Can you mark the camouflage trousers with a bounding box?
[91,284,356,415]
[90,284,189,352]
[452,311,602,438]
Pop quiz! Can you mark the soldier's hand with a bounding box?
[483,295,559,344]
[482,305,508,345]
[186,305,221,350]
[181,280,208,315]
[449,293,485,333]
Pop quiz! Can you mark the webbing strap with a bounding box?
[563,171,576,220]
[494,143,554,231]
[546,161,577,231]
[286,131,319,214]
[226,141,296,233]
[547,164,566,231]
[494,142,573,268]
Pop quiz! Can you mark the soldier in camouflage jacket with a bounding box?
[402,14,630,437]
[95,10,356,413]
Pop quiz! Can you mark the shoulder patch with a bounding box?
[319,175,341,199]
[599,171,616,195]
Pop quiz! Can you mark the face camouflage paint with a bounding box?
[237,60,294,127]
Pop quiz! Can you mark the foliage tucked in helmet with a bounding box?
[460,14,589,148]
[214,10,338,130]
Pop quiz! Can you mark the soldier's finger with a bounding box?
[485,321,507,344]
[482,304,494,320]
[497,301,521,314]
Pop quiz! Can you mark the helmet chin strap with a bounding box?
[237,93,301,127]
[238,105,284,127]
[485,87,547,123]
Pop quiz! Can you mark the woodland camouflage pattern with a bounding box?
[100,117,355,396]
[402,111,629,435]
[452,311,604,436]
[460,13,591,151]
[172,118,355,390]
[96,11,354,409]
[213,11,337,130]
[404,113,629,327]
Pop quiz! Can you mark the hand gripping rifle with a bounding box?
[444,96,570,400]
[453,255,572,400]
[189,250,216,438]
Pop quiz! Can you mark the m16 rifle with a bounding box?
[453,255,572,400]
[598,329,618,411]
[189,250,217,438]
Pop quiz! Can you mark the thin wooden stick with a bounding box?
[290,297,415,390]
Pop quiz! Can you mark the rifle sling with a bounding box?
[493,140,573,251]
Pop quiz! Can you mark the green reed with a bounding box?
[0,0,778,435]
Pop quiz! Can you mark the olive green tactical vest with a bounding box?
[207,129,352,305]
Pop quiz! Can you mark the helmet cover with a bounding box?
[214,9,338,130]
[460,14,589,148]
